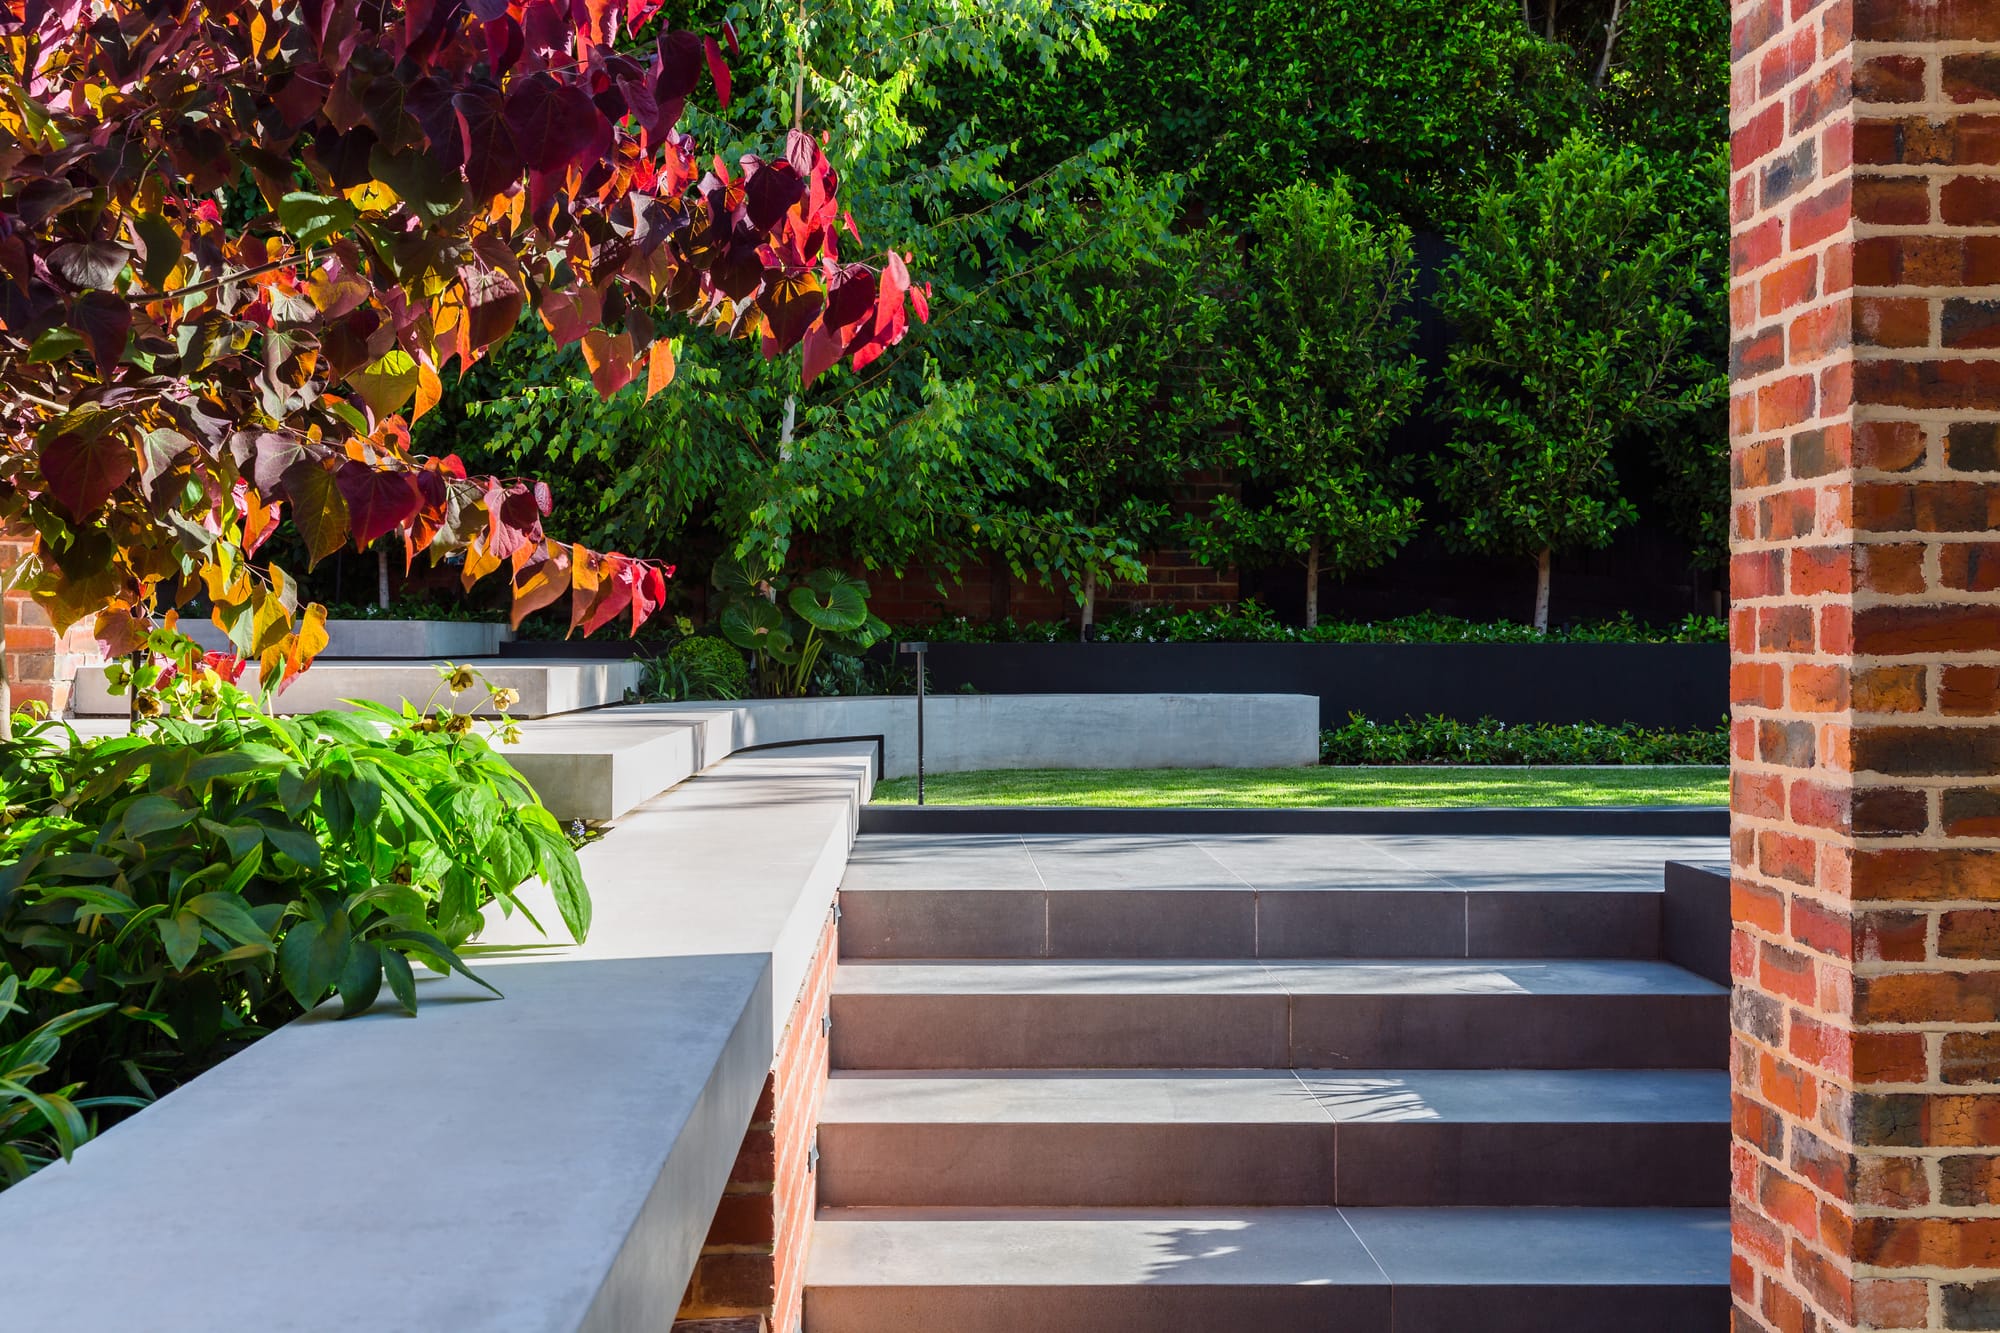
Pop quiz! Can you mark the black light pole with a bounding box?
[898,640,928,805]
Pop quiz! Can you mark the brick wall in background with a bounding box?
[0,534,99,718]
[674,908,836,1333]
[1729,2,2000,1331]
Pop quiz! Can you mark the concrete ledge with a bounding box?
[71,657,645,718]
[0,742,876,1333]
[1663,860,1731,986]
[495,694,1317,820]
[182,617,514,659]
[857,804,1730,837]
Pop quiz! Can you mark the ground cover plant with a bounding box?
[872,766,1728,809]
[0,637,585,1190]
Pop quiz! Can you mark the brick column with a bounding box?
[0,533,99,718]
[1731,3,2000,1331]
[674,908,835,1333]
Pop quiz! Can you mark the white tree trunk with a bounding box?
[1080,569,1097,641]
[1534,546,1553,634]
[376,544,391,609]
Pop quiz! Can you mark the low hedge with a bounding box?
[1321,714,1729,766]
[909,602,1726,645]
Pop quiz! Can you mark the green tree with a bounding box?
[1432,132,1724,631]
[1016,224,1231,635]
[1187,179,1425,628]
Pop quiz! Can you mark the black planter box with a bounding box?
[918,641,1727,731]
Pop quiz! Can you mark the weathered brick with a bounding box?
[1944,297,2000,347]
[1944,1279,2000,1329]
[1945,1032,2000,1086]
[1854,605,2000,655]
[1853,848,2000,903]
[1858,54,1928,103]
[1852,726,2000,777]
[1947,52,2000,104]
[1852,786,1930,835]
[1856,970,2000,1026]
[1939,543,2000,592]
[1856,296,1931,347]
[1945,176,2000,227]
[1851,664,1927,713]
[1946,422,2000,472]
[1854,420,1926,472]
[1943,667,2000,716]
[1856,174,1932,225]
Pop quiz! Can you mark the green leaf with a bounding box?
[276,191,359,249]
[156,911,201,971]
[262,825,323,868]
[185,892,271,948]
[277,910,351,1009]
[120,794,192,839]
[380,948,418,1015]
[134,212,182,288]
[525,821,590,944]
[379,929,501,998]
[335,941,383,1017]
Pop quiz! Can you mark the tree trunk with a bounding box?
[376,544,391,609]
[1304,539,1321,630]
[1544,0,1558,40]
[1533,546,1553,634]
[1080,569,1097,641]
[1592,0,1625,88]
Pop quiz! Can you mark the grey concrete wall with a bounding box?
[182,617,514,659]
[0,743,876,1333]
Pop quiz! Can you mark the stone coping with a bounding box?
[0,741,876,1333]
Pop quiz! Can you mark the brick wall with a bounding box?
[1730,3,2000,1331]
[674,907,836,1333]
[0,533,99,718]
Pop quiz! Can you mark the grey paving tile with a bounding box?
[838,889,1046,959]
[1192,834,1432,889]
[1340,1205,1730,1285]
[1464,888,1660,957]
[842,834,1042,891]
[1297,1069,1728,1123]
[1257,889,1468,958]
[1022,836,1246,891]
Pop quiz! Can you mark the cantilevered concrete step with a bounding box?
[816,1068,1728,1208]
[71,657,645,719]
[804,1205,1731,1333]
[829,959,1726,1070]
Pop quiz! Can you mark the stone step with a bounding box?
[829,959,1726,1070]
[804,1205,1730,1333]
[838,882,1661,960]
[71,657,646,719]
[816,1068,1728,1208]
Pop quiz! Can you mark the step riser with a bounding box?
[816,1121,1728,1208]
[829,993,1727,1070]
[803,1284,1728,1333]
[837,888,1661,960]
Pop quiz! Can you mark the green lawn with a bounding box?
[872,766,1728,808]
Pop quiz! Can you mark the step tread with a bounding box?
[820,1068,1728,1126]
[807,1205,1729,1289]
[833,957,1725,997]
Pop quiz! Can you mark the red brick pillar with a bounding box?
[0,533,99,718]
[674,909,835,1333]
[1731,3,2000,1330]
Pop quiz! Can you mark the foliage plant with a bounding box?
[712,559,887,697]
[0,634,587,1170]
[0,973,140,1187]
[904,602,1726,645]
[1319,713,1729,766]
[1188,179,1424,628]
[0,0,924,695]
[647,633,751,702]
[1432,132,1724,631]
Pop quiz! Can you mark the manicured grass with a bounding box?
[872,765,1728,808]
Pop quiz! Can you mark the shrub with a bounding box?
[1320,714,1729,765]
[0,640,588,1187]
[660,636,752,701]
[904,603,1726,645]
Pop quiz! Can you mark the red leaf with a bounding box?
[743,159,804,231]
[580,328,636,396]
[510,545,573,627]
[799,320,846,387]
[70,291,133,371]
[583,556,636,635]
[333,460,424,548]
[756,270,825,356]
[503,73,605,174]
[823,265,877,330]
[458,257,524,349]
[41,430,135,517]
[722,16,739,55]
[703,34,731,108]
[656,30,704,101]
[630,560,667,634]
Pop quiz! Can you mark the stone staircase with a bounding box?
[804,833,1731,1332]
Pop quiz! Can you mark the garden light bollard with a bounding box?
[899,641,927,805]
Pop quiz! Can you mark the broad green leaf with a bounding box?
[276,191,359,248]
[335,940,382,1017]
[119,794,192,839]
[185,892,271,947]
[156,912,201,971]
[380,948,418,1015]
[262,825,322,868]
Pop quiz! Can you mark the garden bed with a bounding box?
[915,641,1727,731]
[870,766,1727,809]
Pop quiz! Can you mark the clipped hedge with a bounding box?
[1321,714,1729,766]
[909,602,1725,646]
